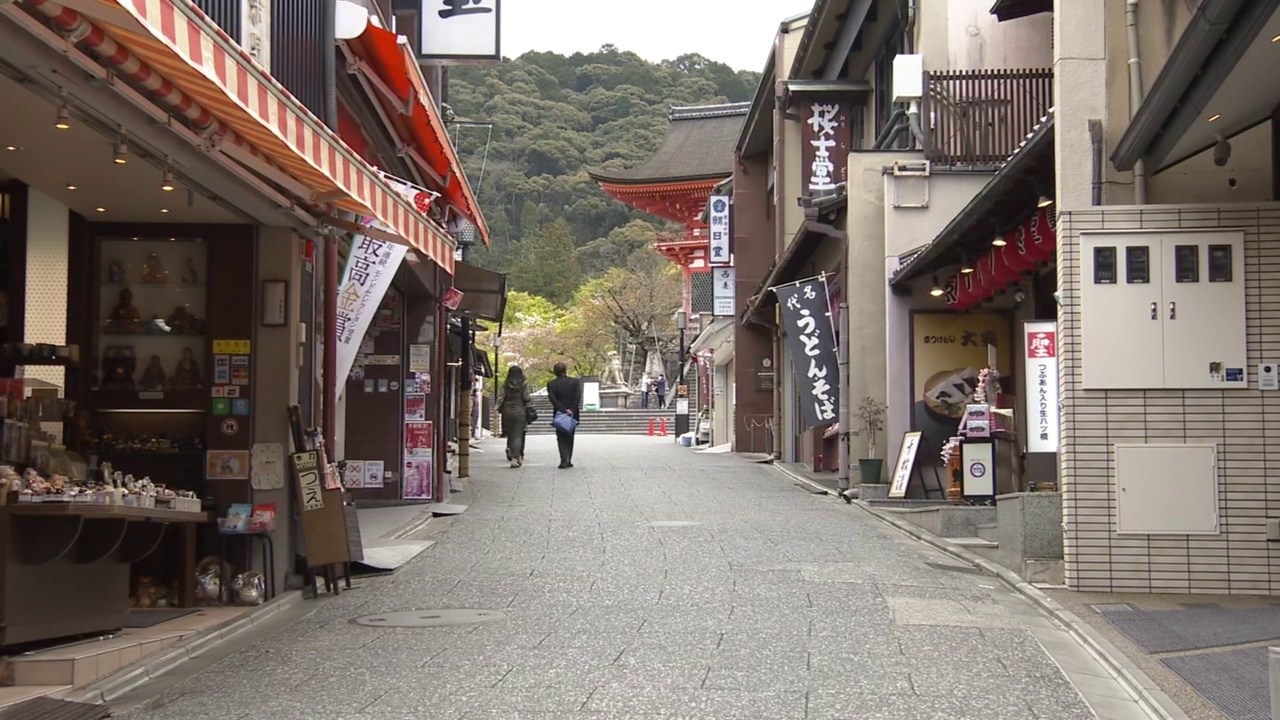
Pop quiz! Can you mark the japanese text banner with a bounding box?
[335,235,408,400]
[775,278,840,431]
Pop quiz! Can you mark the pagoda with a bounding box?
[588,102,750,313]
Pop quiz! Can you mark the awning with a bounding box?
[690,317,735,359]
[1111,0,1280,173]
[743,193,848,320]
[23,0,455,272]
[989,0,1052,22]
[452,262,507,323]
[889,112,1055,288]
[343,23,490,246]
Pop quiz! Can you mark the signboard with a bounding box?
[289,449,351,569]
[441,287,464,310]
[799,95,852,196]
[707,195,731,266]
[755,357,775,391]
[713,267,736,316]
[336,236,408,400]
[961,441,995,498]
[888,432,922,498]
[774,278,840,431]
[293,451,324,510]
[1023,321,1060,453]
[582,381,601,411]
[419,0,501,64]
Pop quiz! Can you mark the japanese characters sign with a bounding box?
[420,0,501,63]
[1023,321,1059,453]
[910,312,1012,461]
[713,267,736,316]
[888,431,923,499]
[292,451,324,511]
[707,195,731,266]
[336,235,408,400]
[239,0,271,70]
[799,96,852,196]
[774,278,840,431]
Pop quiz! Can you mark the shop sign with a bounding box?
[336,236,408,400]
[774,277,840,431]
[888,431,922,499]
[755,356,775,391]
[419,0,501,63]
[442,287,464,310]
[240,0,271,70]
[712,267,736,316]
[213,340,251,355]
[1023,321,1060,453]
[800,95,852,196]
[707,196,731,266]
[293,451,324,510]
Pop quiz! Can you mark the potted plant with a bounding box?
[854,396,887,483]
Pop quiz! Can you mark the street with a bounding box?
[116,436,1109,720]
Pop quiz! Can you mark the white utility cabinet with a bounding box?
[1080,230,1246,389]
[1115,444,1219,535]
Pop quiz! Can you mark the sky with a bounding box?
[499,1,816,73]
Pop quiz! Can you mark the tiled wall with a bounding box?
[1058,204,1280,594]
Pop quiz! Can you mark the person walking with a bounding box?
[655,374,668,410]
[546,361,582,469]
[639,373,652,409]
[499,366,533,468]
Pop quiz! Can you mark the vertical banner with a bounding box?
[707,195,732,266]
[800,95,853,196]
[713,267,736,316]
[335,237,408,400]
[1023,321,1060,453]
[774,278,840,431]
[419,0,501,63]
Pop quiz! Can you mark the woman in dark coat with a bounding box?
[500,366,533,467]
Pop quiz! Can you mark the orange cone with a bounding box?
[660,418,668,437]
[647,418,655,436]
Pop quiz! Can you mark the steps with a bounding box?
[523,396,675,436]
[2,628,188,689]
[977,523,999,543]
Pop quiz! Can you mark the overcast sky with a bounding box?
[500,1,815,72]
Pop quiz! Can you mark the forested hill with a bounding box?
[446,46,760,295]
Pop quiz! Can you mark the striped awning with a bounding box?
[46,0,455,272]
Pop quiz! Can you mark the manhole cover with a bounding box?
[645,521,701,527]
[351,609,506,628]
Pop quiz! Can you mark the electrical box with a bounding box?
[1115,444,1219,535]
[1080,230,1246,390]
[892,54,924,102]
[1261,363,1279,391]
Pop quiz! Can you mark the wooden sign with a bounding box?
[290,450,350,569]
[889,431,923,498]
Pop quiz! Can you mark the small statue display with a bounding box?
[181,258,199,285]
[166,306,204,335]
[108,260,126,284]
[101,345,137,390]
[169,347,202,389]
[107,287,143,334]
[139,354,167,391]
[141,253,167,284]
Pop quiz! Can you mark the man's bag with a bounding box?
[552,411,578,434]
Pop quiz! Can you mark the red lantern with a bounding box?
[955,268,979,308]
[988,243,1020,285]
[945,275,967,310]
[973,258,997,302]
[1004,221,1038,273]
[1023,207,1057,263]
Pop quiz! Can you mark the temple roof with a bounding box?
[588,102,750,185]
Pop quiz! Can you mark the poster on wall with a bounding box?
[364,460,385,489]
[402,456,433,500]
[713,267,736,316]
[405,421,433,453]
[910,312,1012,463]
[1023,321,1060,453]
[335,236,408,401]
[405,393,427,421]
[774,277,840,431]
[342,460,365,489]
[206,450,250,480]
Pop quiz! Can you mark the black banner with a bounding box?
[774,278,840,431]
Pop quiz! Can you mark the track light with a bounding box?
[929,275,945,297]
[992,227,1008,248]
[55,103,70,130]
[161,169,176,192]
[113,139,128,165]
[1037,194,1053,208]
[960,252,975,274]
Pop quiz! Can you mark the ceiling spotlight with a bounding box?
[1037,194,1054,208]
[992,233,1008,248]
[95,207,106,213]
[65,183,78,191]
[1272,33,1280,43]
[3,145,19,152]
[929,275,945,297]
[160,208,171,214]
[1208,113,1221,123]
[54,104,71,130]
[161,169,176,192]
[113,139,128,165]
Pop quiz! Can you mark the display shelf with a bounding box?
[87,388,208,411]
[103,282,206,289]
[99,332,206,338]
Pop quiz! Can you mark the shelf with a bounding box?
[88,388,208,411]
[99,331,206,338]
[93,450,205,457]
[102,282,205,289]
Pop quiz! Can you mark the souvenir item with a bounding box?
[232,572,265,606]
[170,348,202,388]
[141,252,167,283]
[166,306,203,334]
[101,346,137,389]
[181,258,199,285]
[107,288,143,333]
[108,260,126,283]
[139,355,167,390]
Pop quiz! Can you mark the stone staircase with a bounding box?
[523,396,676,436]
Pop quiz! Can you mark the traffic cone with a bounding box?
[660,418,668,437]
[647,418,655,436]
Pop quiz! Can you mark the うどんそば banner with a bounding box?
[774,277,840,431]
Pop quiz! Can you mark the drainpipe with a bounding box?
[874,108,906,148]
[836,302,850,492]
[323,0,338,130]
[907,100,926,148]
[1089,119,1104,206]
[903,0,917,54]
[1126,0,1147,203]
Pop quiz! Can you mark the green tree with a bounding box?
[508,219,583,305]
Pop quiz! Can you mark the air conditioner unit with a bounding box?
[892,54,924,103]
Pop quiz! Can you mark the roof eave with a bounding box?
[737,50,777,157]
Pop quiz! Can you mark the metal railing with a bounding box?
[922,68,1053,164]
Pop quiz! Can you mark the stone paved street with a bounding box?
[116,435,1111,720]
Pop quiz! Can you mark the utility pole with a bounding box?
[675,310,689,437]
[458,316,471,479]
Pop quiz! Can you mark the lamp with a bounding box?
[161,169,176,192]
[929,275,945,297]
[1037,194,1054,209]
[960,252,975,274]
[112,133,128,165]
[55,103,71,130]
[675,310,687,330]
[991,224,1008,247]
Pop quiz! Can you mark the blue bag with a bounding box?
[552,411,578,434]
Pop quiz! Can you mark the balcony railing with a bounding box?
[922,68,1053,165]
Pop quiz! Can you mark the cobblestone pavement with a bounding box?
[118,435,1107,720]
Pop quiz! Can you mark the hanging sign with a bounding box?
[799,95,852,195]
[419,0,501,63]
[1023,321,1060,453]
[774,277,840,431]
[713,267,736,316]
[336,236,408,400]
[441,287,464,311]
[707,195,732,266]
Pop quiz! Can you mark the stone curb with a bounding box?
[63,590,306,706]
[770,462,1189,720]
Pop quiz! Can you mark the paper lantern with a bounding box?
[986,246,1020,285]
[945,275,968,310]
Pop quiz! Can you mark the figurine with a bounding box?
[166,306,203,335]
[141,253,167,283]
[170,347,201,389]
[108,260,126,284]
[107,288,143,333]
[101,346,137,390]
[181,258,198,285]
[139,355,167,391]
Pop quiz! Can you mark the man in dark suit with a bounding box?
[546,361,581,469]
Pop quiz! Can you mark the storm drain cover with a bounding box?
[351,609,505,628]
[646,521,701,527]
